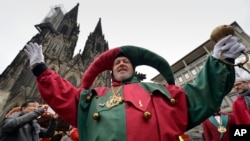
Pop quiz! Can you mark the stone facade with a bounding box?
[0,3,110,120]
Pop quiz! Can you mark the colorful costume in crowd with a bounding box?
[232,67,250,124]
[25,35,244,141]
[31,47,234,140]
[233,96,250,124]
[202,112,235,141]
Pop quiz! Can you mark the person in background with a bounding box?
[232,66,250,124]
[202,108,235,141]
[0,100,58,141]
[24,34,244,141]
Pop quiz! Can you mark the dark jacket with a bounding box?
[0,108,57,141]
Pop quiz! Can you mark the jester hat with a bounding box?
[81,46,175,89]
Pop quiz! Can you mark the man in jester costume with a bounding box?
[24,35,245,141]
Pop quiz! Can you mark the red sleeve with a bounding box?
[232,97,250,124]
[70,128,79,141]
[36,69,82,127]
[202,120,213,141]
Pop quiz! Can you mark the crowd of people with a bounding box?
[0,99,79,141]
[0,29,250,141]
[201,59,250,141]
[0,100,58,141]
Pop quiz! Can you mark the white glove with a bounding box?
[212,35,246,59]
[24,42,44,67]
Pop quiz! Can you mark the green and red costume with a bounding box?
[202,112,235,141]
[33,46,235,141]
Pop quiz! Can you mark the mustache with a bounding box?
[118,66,127,72]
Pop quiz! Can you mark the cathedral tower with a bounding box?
[0,3,110,120]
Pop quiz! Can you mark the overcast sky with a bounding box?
[1,0,250,81]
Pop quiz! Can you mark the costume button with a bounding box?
[144,111,151,120]
[170,98,175,104]
[92,113,100,120]
[86,95,91,102]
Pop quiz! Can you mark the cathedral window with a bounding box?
[51,44,60,56]
[50,40,62,56]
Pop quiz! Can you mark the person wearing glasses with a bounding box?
[233,66,250,124]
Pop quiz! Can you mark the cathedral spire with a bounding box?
[64,3,79,24]
[93,18,103,35]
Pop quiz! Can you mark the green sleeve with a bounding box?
[182,56,235,130]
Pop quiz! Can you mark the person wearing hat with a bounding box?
[24,35,244,141]
[202,108,235,141]
[233,66,250,124]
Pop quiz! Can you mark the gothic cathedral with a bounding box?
[0,3,110,120]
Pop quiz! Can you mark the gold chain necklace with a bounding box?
[217,115,227,133]
[106,86,123,108]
